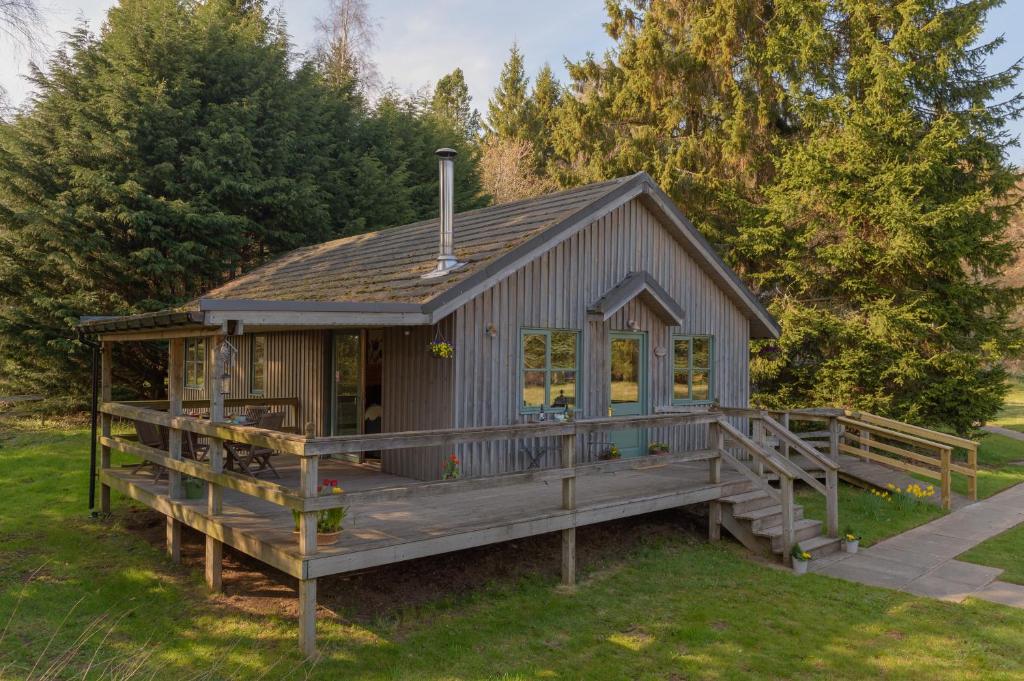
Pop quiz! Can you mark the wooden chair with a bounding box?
[132,420,169,480]
[242,404,271,423]
[229,411,286,478]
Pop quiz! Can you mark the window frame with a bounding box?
[519,327,581,414]
[671,335,714,405]
[184,338,206,390]
[249,334,266,396]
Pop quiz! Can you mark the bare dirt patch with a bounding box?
[120,506,710,624]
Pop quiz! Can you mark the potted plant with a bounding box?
[292,480,348,547]
[791,545,811,575]
[843,527,862,554]
[600,445,621,461]
[648,442,670,455]
[443,454,460,480]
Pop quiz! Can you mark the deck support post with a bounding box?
[967,444,978,502]
[779,412,790,459]
[298,456,319,556]
[780,475,795,565]
[205,335,226,591]
[560,434,576,586]
[99,342,112,514]
[166,338,184,561]
[828,416,842,463]
[707,420,723,541]
[298,577,317,657]
[940,447,952,511]
[825,468,839,539]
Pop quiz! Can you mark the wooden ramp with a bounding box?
[782,453,971,509]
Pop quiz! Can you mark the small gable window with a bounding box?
[184,338,206,390]
[249,335,266,395]
[521,329,579,413]
[672,335,713,404]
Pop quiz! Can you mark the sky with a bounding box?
[0,0,1021,164]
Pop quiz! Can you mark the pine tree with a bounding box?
[529,64,561,171]
[552,0,824,246]
[748,0,1022,431]
[484,43,532,141]
[431,68,481,141]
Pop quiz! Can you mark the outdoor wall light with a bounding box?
[627,319,640,331]
[485,323,498,338]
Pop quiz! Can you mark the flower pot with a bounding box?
[844,539,860,554]
[184,477,206,500]
[316,530,343,547]
[792,559,809,575]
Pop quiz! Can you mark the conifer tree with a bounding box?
[553,0,1021,430]
[431,68,481,140]
[0,0,484,404]
[747,0,1022,431]
[530,64,561,171]
[484,43,532,141]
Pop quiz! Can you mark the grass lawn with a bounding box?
[5,425,1024,680]
[797,484,945,547]
[959,524,1024,586]
[960,433,1024,499]
[991,376,1024,432]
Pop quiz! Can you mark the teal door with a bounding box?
[608,332,647,458]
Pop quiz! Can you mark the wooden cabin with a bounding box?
[89,158,778,480]
[83,153,873,655]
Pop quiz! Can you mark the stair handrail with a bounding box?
[714,418,800,561]
[757,413,839,539]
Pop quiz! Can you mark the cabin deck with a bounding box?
[101,457,750,579]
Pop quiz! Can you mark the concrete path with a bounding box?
[811,483,1024,607]
[983,424,1024,441]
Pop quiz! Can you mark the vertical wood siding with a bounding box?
[451,197,751,476]
[183,330,328,434]
[380,320,456,479]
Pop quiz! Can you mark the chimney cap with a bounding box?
[435,147,458,159]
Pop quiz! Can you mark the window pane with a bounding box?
[692,371,709,401]
[523,334,547,369]
[251,336,266,393]
[673,338,691,371]
[550,331,577,369]
[522,370,545,409]
[549,371,575,408]
[610,338,640,404]
[673,370,690,401]
[692,337,710,368]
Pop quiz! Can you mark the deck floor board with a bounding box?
[104,457,749,577]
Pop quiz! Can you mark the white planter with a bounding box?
[792,559,809,575]
[844,540,860,554]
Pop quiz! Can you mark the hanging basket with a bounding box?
[429,325,454,359]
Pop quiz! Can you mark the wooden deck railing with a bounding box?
[729,405,977,511]
[117,396,301,431]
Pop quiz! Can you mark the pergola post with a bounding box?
[205,335,226,591]
[166,338,184,562]
[99,342,113,514]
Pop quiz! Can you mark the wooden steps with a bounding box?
[719,489,841,561]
